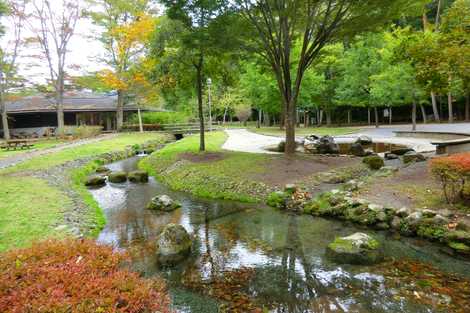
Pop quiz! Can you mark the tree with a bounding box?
[237,0,427,153]
[440,0,470,121]
[0,0,26,140]
[26,0,80,136]
[160,0,233,151]
[88,0,156,131]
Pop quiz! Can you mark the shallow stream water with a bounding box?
[90,156,470,313]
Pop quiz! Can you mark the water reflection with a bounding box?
[90,157,468,313]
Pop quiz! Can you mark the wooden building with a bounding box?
[1,93,143,137]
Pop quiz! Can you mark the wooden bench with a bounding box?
[431,138,470,155]
[0,139,35,151]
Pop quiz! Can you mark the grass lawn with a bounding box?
[248,126,362,137]
[1,133,165,174]
[140,132,272,202]
[0,138,67,159]
[0,177,72,251]
[0,132,169,251]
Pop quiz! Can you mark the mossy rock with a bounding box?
[326,233,383,265]
[362,155,384,170]
[156,223,192,265]
[108,171,128,183]
[267,191,289,209]
[416,219,448,241]
[147,195,181,211]
[444,230,470,245]
[448,242,470,255]
[85,175,106,187]
[95,166,110,174]
[128,170,149,183]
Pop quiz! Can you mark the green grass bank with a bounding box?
[140,132,274,202]
[0,132,168,251]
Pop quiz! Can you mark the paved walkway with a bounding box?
[223,123,470,154]
[0,134,117,170]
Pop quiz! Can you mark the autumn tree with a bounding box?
[88,0,156,131]
[237,0,427,153]
[0,0,26,139]
[26,0,80,136]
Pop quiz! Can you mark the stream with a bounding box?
[90,156,470,313]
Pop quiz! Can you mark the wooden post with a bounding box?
[137,108,144,133]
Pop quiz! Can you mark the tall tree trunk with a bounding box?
[196,62,205,151]
[257,109,261,128]
[318,109,323,126]
[430,91,440,122]
[420,104,427,123]
[264,111,269,126]
[448,91,453,123]
[374,107,379,128]
[280,103,285,129]
[326,110,332,126]
[367,108,371,125]
[284,98,296,154]
[465,94,470,122]
[56,90,64,136]
[0,86,10,140]
[223,106,228,124]
[347,109,351,125]
[412,101,417,131]
[304,111,309,128]
[116,90,124,131]
[389,107,392,125]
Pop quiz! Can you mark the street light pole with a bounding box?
[207,77,212,131]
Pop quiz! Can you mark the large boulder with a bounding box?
[108,171,127,183]
[355,135,373,145]
[156,224,192,265]
[349,143,366,157]
[391,147,415,156]
[402,151,426,164]
[326,233,383,265]
[147,195,181,211]
[128,170,149,183]
[315,136,340,154]
[362,155,384,170]
[85,175,106,187]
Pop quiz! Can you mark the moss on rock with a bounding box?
[362,155,384,170]
[267,191,289,209]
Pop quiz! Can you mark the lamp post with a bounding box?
[207,77,212,131]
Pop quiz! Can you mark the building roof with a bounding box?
[6,93,141,114]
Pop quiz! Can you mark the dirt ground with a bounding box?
[179,152,226,163]
[252,154,360,186]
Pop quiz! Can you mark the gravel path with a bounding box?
[223,129,283,154]
[0,134,117,170]
[224,126,439,154]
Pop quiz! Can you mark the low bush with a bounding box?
[430,152,470,203]
[128,111,190,125]
[121,124,163,131]
[362,155,384,170]
[0,239,171,313]
[64,125,103,138]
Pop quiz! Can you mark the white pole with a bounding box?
[137,108,143,133]
[207,78,212,131]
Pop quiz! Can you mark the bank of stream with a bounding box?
[90,156,470,313]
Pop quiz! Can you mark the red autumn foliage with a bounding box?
[0,239,171,313]
[430,152,470,203]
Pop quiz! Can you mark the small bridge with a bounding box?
[158,123,221,139]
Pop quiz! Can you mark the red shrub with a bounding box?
[430,152,470,203]
[0,239,171,313]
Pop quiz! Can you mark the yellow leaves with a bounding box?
[110,14,156,58]
[97,69,128,91]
